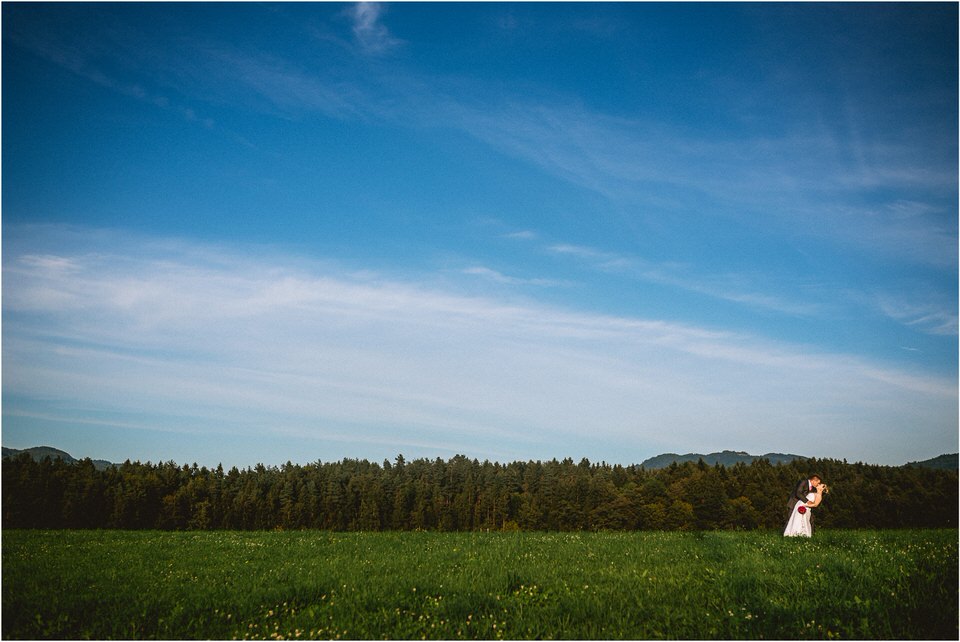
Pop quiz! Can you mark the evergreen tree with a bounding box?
[3,452,955,532]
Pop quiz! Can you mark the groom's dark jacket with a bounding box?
[786,478,817,530]
[788,478,815,508]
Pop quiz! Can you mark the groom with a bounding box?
[787,474,821,529]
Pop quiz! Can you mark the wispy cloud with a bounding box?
[4,11,257,146]
[347,2,402,55]
[206,47,369,121]
[457,98,956,269]
[462,266,565,288]
[503,230,539,241]
[548,243,619,262]
[877,292,959,336]
[545,241,820,317]
[3,226,955,465]
[4,6,955,465]
[10,4,954,273]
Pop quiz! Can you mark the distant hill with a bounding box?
[2,446,114,471]
[905,453,958,470]
[641,450,804,469]
[3,445,955,472]
[2,445,76,463]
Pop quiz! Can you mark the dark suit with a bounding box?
[789,478,814,507]
[787,479,816,531]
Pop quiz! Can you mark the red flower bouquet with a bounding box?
[797,505,807,514]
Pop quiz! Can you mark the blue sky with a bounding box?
[3,2,957,468]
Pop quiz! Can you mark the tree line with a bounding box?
[2,453,956,531]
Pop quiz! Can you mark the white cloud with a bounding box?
[462,266,564,288]
[205,47,369,120]
[546,241,820,317]
[3,226,956,465]
[503,230,538,240]
[11,5,954,273]
[877,292,959,336]
[549,243,620,262]
[436,90,956,269]
[348,2,402,55]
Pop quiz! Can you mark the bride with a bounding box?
[783,482,828,537]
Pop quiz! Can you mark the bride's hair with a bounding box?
[819,484,830,494]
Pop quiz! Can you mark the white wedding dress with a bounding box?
[783,492,815,537]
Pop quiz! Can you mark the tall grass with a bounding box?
[3,529,956,639]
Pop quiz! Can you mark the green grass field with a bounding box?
[3,529,956,639]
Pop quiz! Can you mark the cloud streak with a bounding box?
[3,6,954,467]
[877,292,958,337]
[543,241,821,317]
[12,5,953,271]
[462,266,566,288]
[347,2,402,55]
[4,226,955,466]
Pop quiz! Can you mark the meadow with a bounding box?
[3,529,956,640]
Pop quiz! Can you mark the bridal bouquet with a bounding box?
[797,505,807,514]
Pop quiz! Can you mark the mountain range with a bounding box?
[904,453,959,470]
[2,446,115,471]
[2,446,956,471]
[639,450,804,469]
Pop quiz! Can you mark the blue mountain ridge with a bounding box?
[2,446,114,471]
[2,446,956,471]
[639,450,802,469]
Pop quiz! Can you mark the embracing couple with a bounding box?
[783,474,829,537]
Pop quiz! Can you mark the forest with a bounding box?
[2,453,956,531]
